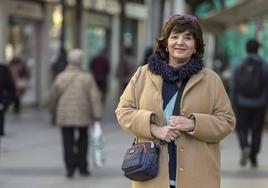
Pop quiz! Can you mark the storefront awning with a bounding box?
[199,0,268,34]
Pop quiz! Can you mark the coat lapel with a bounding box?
[182,69,204,98]
[148,71,163,92]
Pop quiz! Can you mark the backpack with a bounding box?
[236,57,263,97]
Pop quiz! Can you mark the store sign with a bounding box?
[84,0,120,15]
[6,1,43,20]
[85,13,111,28]
[66,0,76,6]
[126,2,147,20]
[106,0,120,15]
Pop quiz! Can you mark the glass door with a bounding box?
[7,17,38,105]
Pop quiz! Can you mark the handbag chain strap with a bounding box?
[59,73,79,97]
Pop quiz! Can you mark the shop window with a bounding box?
[123,18,138,56]
[85,26,107,67]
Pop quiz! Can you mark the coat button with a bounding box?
[179,167,183,172]
[179,147,183,152]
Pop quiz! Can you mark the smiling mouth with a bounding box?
[175,48,186,52]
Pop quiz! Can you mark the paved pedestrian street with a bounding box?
[1,103,268,188]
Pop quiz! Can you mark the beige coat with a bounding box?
[48,65,102,126]
[115,65,236,188]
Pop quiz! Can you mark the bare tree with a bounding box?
[60,0,65,49]
[119,0,126,56]
[75,0,82,48]
[159,0,165,34]
[51,0,67,79]
[117,0,127,97]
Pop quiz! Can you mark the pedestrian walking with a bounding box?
[115,14,236,188]
[0,63,16,141]
[47,49,102,178]
[230,39,268,168]
[89,48,110,105]
[116,47,137,95]
[8,57,30,114]
[51,46,68,80]
[141,46,153,65]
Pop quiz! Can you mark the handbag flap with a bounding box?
[121,143,147,171]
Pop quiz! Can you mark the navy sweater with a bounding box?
[162,81,179,186]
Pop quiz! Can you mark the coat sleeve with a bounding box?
[115,67,155,139]
[190,75,236,144]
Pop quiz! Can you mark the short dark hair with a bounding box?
[155,15,205,60]
[246,39,260,53]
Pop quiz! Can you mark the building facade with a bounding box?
[0,0,186,106]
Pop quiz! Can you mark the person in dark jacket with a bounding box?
[142,46,154,65]
[52,46,68,80]
[89,49,110,104]
[230,39,268,168]
[0,63,16,140]
[8,57,30,114]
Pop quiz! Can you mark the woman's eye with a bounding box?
[184,35,192,39]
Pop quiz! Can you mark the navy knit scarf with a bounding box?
[147,53,203,83]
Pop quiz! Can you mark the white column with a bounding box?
[173,0,185,14]
[145,0,153,47]
[148,0,161,45]
[81,11,87,70]
[0,0,8,62]
[204,33,215,69]
[39,4,51,105]
[109,15,120,98]
[137,20,146,66]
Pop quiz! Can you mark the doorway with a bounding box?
[7,17,41,106]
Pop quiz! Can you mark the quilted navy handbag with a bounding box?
[121,141,160,181]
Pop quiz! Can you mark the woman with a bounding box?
[115,14,236,188]
[48,49,102,178]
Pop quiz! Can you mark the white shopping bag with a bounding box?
[90,121,105,167]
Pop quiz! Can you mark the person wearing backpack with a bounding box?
[230,39,268,168]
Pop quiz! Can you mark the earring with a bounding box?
[166,47,168,52]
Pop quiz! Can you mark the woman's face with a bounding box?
[167,30,196,66]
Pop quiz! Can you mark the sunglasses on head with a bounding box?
[168,14,197,21]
